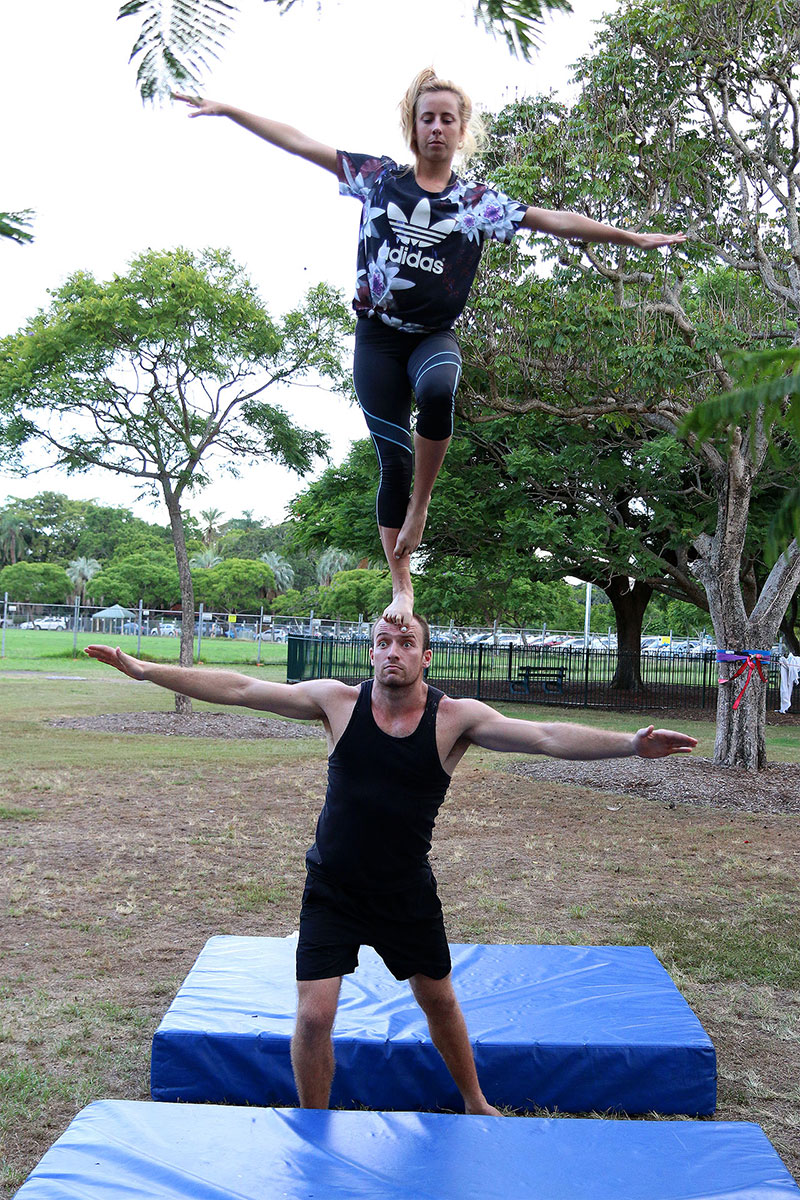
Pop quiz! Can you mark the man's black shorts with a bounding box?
[296,866,451,982]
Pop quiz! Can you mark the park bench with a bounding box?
[510,663,567,695]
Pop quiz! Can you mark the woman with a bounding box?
[175,69,685,628]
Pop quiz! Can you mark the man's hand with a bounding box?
[85,645,147,681]
[633,725,698,758]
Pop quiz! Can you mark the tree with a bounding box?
[450,5,800,769]
[0,492,172,564]
[193,557,275,612]
[189,546,223,569]
[0,248,350,710]
[85,552,180,609]
[66,556,101,604]
[0,210,33,246]
[0,561,71,605]
[198,507,226,547]
[316,568,392,621]
[261,551,295,594]
[316,546,359,587]
[115,0,571,102]
[0,509,33,565]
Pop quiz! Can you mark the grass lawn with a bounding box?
[0,628,288,673]
[1,670,798,1194]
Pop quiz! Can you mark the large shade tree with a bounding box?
[453,3,800,770]
[0,247,350,709]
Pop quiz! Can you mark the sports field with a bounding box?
[1,661,798,1194]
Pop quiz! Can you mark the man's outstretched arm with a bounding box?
[455,701,697,760]
[84,645,341,721]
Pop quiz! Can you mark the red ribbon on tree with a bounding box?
[716,651,770,710]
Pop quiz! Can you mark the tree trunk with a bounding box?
[603,576,653,691]
[781,599,799,655]
[163,482,195,716]
[691,444,800,769]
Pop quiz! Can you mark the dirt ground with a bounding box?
[3,710,799,1193]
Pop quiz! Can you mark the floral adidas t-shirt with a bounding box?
[337,150,528,333]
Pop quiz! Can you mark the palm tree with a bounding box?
[316,546,356,588]
[198,508,226,547]
[189,545,223,569]
[2,2,569,247]
[0,513,34,565]
[261,551,295,593]
[67,556,101,604]
[116,0,569,102]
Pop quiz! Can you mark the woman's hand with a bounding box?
[629,231,687,249]
[172,92,229,118]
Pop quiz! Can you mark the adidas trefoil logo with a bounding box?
[387,198,455,248]
[387,198,454,273]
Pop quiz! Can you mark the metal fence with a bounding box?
[287,636,783,713]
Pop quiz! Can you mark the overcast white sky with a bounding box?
[0,0,610,529]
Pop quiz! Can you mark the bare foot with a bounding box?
[465,1101,504,1116]
[382,590,414,628]
[394,502,428,559]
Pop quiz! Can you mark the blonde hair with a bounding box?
[399,67,486,163]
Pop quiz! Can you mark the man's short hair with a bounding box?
[371,614,431,651]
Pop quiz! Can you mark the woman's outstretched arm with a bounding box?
[173,94,337,173]
[521,206,686,249]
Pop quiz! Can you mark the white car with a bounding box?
[34,616,68,631]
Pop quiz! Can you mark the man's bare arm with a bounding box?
[454,700,697,760]
[84,645,344,721]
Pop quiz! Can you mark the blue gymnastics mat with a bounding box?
[14,1101,799,1200]
[150,936,717,1114]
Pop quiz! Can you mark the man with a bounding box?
[86,616,696,1117]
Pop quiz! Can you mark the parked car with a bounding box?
[34,616,68,631]
[122,621,140,635]
[479,633,526,648]
[18,619,38,629]
[558,635,607,651]
[150,622,179,636]
[255,628,288,642]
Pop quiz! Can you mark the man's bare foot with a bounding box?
[382,590,414,628]
[394,502,428,559]
[465,1101,504,1116]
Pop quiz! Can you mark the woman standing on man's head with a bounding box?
[175,69,685,628]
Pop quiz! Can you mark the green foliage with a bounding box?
[683,347,800,558]
[192,557,275,612]
[118,0,571,101]
[85,553,180,609]
[269,586,320,618]
[217,526,275,560]
[0,561,71,604]
[119,0,237,101]
[0,493,170,565]
[315,569,392,621]
[0,210,34,245]
[0,251,344,494]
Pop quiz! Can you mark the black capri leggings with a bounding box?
[353,317,462,529]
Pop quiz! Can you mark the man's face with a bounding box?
[370,619,432,688]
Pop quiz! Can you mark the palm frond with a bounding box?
[118,0,239,102]
[682,347,800,440]
[0,210,34,245]
[262,0,573,61]
[472,0,573,60]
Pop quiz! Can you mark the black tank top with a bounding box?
[306,680,452,892]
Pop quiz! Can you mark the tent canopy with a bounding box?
[92,604,137,621]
